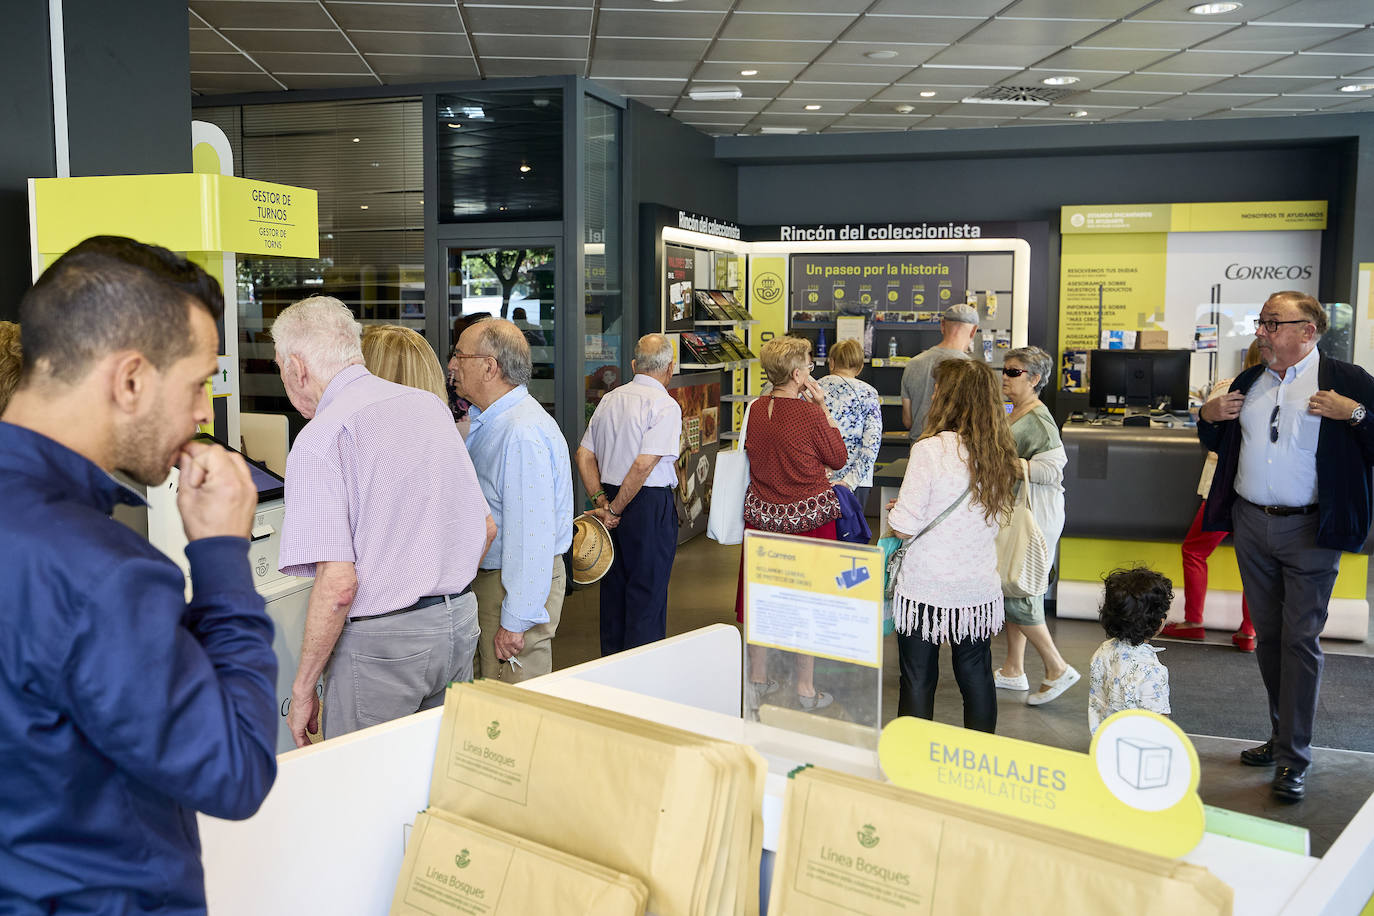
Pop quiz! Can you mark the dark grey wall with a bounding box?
[0,1,56,320]
[726,114,1374,329]
[63,0,191,178]
[0,0,191,321]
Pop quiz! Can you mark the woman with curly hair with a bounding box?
[1088,566,1174,734]
[737,335,847,712]
[888,358,1020,732]
[0,322,21,415]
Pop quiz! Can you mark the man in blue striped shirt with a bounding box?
[452,319,574,680]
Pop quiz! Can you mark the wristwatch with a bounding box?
[1350,404,1367,427]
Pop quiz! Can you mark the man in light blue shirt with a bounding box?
[451,319,573,680]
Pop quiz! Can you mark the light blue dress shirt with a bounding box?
[466,386,574,632]
[1235,346,1321,508]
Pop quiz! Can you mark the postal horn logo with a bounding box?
[754,272,782,304]
[455,849,471,869]
[486,720,501,740]
[857,824,879,848]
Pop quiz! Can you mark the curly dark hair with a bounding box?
[1099,566,1174,645]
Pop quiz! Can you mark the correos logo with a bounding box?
[486,720,501,740]
[1224,263,1313,281]
[456,848,471,869]
[754,273,783,304]
[1069,213,1086,228]
[857,824,879,848]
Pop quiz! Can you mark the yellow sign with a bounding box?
[1057,232,1167,352]
[748,253,788,398]
[879,711,1205,858]
[743,531,883,668]
[31,173,319,258]
[1062,200,1327,234]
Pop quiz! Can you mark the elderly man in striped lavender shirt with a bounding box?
[273,297,496,746]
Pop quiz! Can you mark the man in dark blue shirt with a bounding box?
[0,238,278,913]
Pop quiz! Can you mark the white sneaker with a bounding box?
[994,668,1029,691]
[1026,666,1081,706]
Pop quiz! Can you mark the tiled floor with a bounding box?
[552,533,1374,857]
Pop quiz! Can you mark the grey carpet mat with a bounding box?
[1158,641,1374,753]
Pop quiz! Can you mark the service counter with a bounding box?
[1058,420,1369,640]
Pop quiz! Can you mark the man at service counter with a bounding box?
[273,297,495,746]
[450,319,573,681]
[0,238,278,912]
[576,334,683,655]
[900,303,977,438]
[1199,289,1374,803]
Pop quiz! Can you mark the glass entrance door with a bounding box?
[444,244,557,417]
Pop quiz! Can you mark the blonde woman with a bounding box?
[889,359,1020,732]
[361,325,447,401]
[737,335,847,711]
[817,337,882,507]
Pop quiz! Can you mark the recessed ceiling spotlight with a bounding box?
[359,204,369,210]
[864,49,898,60]
[919,90,937,98]
[688,85,743,101]
[895,104,915,114]
[1068,109,1089,118]
[1188,2,1242,13]
[519,164,532,173]
[1339,83,1374,92]
[804,104,822,110]
[447,122,462,129]
[352,137,361,142]
[1041,76,1079,86]
[740,69,758,76]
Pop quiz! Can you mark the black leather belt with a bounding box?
[1248,502,1318,517]
[347,584,471,623]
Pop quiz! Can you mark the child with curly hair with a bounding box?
[1088,567,1174,734]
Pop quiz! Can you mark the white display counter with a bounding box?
[198,624,1374,915]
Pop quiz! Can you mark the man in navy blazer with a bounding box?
[1199,290,1374,802]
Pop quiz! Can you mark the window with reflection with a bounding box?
[436,89,563,223]
[583,95,622,426]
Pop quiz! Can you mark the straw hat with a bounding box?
[571,513,615,585]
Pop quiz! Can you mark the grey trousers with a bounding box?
[322,592,479,740]
[1231,500,1341,769]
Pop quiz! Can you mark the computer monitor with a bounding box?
[1088,349,1191,412]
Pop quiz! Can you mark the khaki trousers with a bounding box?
[473,561,565,682]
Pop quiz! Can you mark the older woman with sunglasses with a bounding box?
[993,346,1078,706]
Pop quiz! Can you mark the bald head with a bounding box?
[634,334,674,377]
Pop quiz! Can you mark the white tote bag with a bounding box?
[706,400,753,545]
[996,459,1052,599]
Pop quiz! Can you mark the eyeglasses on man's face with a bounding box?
[1256,317,1310,334]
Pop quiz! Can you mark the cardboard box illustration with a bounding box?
[1117,737,1172,789]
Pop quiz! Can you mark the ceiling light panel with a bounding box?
[720,12,858,42]
[463,6,590,35]
[327,4,461,32]
[1078,20,1235,49]
[1191,24,1363,53]
[596,9,728,39]
[844,15,984,45]
[348,31,473,57]
[960,17,1109,46]
[926,42,1070,68]
[1101,72,1229,91]
[818,43,944,67]
[999,0,1144,16]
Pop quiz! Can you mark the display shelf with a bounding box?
[720,394,755,403]
[792,319,941,329]
[696,319,757,327]
[681,358,757,372]
[814,357,912,367]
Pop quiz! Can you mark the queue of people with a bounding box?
[1,235,1369,911]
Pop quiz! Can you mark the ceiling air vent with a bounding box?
[961,85,1069,106]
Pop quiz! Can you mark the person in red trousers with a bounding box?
[1162,341,1261,651]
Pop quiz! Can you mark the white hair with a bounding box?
[634,333,674,373]
[271,296,364,378]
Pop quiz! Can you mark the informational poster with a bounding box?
[789,254,968,323]
[664,244,695,332]
[1058,201,1326,396]
[668,376,721,543]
